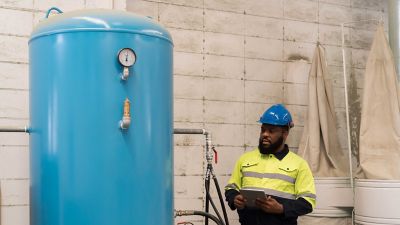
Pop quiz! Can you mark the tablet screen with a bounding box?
[240,188,267,208]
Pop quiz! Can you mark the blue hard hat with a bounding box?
[258,104,294,128]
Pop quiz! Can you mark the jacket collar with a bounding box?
[271,144,289,160]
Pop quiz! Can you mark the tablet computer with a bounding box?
[240,188,267,208]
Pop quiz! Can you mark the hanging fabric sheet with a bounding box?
[357,24,400,179]
[298,44,348,177]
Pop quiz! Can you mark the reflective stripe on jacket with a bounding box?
[225,148,316,208]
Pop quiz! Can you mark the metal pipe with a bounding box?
[340,18,380,189]
[341,23,354,189]
[174,127,214,225]
[341,19,380,225]
[175,128,230,225]
[0,127,29,133]
[173,128,207,135]
[173,129,213,165]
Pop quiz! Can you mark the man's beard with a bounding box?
[258,136,284,154]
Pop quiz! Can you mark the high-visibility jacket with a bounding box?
[225,147,316,209]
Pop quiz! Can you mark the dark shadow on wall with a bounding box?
[349,68,361,165]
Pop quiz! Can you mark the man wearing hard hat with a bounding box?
[225,104,316,225]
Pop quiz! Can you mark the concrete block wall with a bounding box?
[0,0,388,225]
[128,0,388,224]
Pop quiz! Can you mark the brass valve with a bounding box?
[123,98,130,117]
[120,98,131,129]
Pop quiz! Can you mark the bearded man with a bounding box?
[224,104,316,225]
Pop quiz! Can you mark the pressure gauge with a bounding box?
[118,48,136,67]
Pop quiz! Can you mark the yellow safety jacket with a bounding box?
[225,148,316,208]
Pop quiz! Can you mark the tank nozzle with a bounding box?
[120,98,131,129]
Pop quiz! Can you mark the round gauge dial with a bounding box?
[118,48,136,67]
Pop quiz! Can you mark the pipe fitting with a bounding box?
[119,117,131,129]
[173,128,214,165]
[205,133,213,165]
[0,126,30,133]
[121,67,129,80]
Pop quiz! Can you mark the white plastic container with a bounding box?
[355,179,400,225]
[310,177,353,217]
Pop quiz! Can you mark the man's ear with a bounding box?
[282,129,289,139]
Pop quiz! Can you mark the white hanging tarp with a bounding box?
[357,24,400,179]
[297,44,350,225]
[298,44,348,177]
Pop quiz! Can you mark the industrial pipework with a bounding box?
[175,210,224,225]
[0,127,29,133]
[173,128,229,225]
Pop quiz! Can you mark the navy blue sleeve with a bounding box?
[225,189,240,210]
[281,197,313,218]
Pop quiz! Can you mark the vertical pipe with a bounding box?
[341,19,379,225]
[341,24,354,189]
[389,0,400,77]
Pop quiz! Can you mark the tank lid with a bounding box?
[30,9,172,44]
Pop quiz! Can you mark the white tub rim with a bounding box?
[355,178,400,188]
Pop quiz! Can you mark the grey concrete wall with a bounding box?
[0,0,388,225]
[127,0,387,224]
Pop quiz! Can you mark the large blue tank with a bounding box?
[29,9,173,225]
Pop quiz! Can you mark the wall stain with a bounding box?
[348,69,361,165]
[287,54,309,61]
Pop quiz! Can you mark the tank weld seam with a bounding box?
[29,28,173,44]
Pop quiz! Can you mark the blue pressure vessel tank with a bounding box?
[29,8,173,225]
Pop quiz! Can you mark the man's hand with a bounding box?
[234,194,246,210]
[255,196,284,214]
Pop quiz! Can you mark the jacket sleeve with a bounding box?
[225,189,240,210]
[224,156,243,210]
[281,160,315,217]
[294,160,316,209]
[281,197,313,218]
